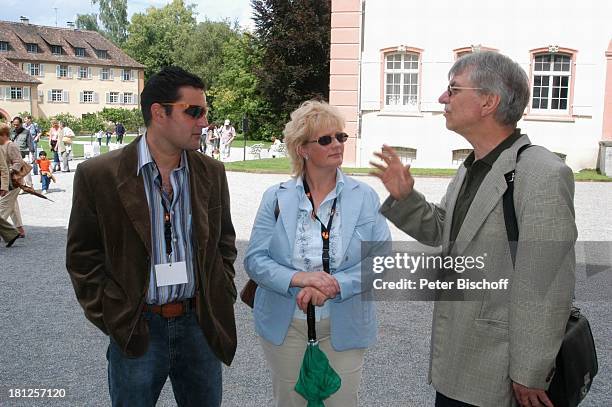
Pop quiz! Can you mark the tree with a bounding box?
[251,0,331,131]
[75,13,100,31]
[124,0,197,80]
[92,0,128,45]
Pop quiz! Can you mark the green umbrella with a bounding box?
[294,304,341,406]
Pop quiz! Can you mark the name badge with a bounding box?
[154,261,188,287]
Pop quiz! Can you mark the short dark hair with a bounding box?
[25,115,32,120]
[38,150,47,157]
[12,116,23,124]
[140,66,205,127]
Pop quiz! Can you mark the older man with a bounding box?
[372,51,576,407]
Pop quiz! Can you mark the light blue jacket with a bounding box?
[244,174,391,351]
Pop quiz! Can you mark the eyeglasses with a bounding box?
[308,132,349,146]
[447,85,483,96]
[161,102,207,119]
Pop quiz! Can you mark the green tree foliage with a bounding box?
[92,0,129,45]
[124,0,197,80]
[75,13,100,31]
[209,34,274,140]
[251,0,332,131]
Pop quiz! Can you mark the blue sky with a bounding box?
[0,0,253,29]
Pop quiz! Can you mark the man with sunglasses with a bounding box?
[67,66,238,406]
[372,52,576,407]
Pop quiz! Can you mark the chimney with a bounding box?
[19,16,29,25]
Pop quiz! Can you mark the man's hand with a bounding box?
[512,382,553,407]
[296,287,329,312]
[370,144,415,201]
[290,271,340,298]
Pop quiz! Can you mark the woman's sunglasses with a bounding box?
[161,102,207,119]
[308,132,349,146]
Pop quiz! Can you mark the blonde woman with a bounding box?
[244,101,390,406]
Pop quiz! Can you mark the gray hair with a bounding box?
[449,51,530,126]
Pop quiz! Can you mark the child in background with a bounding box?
[36,151,55,194]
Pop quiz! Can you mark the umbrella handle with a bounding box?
[306,303,316,341]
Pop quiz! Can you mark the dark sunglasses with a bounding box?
[161,102,207,119]
[308,132,349,146]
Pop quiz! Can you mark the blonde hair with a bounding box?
[0,123,10,137]
[283,100,345,176]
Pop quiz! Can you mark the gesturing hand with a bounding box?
[512,382,554,407]
[291,271,340,298]
[370,144,415,201]
[296,287,328,312]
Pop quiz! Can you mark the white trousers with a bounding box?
[260,318,366,407]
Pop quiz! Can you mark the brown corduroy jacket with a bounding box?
[66,136,238,365]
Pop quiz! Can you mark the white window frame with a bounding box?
[122,92,133,104]
[122,69,131,81]
[530,52,572,115]
[100,67,110,80]
[51,89,63,102]
[26,43,38,53]
[51,45,62,55]
[83,90,94,103]
[58,64,68,78]
[96,49,108,59]
[29,63,41,76]
[383,51,420,111]
[109,91,120,104]
[75,47,85,57]
[10,87,23,100]
[0,41,8,51]
[78,66,91,79]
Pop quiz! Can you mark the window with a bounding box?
[51,45,63,55]
[122,69,131,81]
[122,92,133,104]
[100,67,111,80]
[28,63,40,76]
[390,147,417,164]
[531,53,571,112]
[57,64,69,78]
[51,89,63,102]
[82,91,94,103]
[75,47,85,57]
[96,49,108,59]
[452,149,473,165]
[453,45,498,60]
[10,87,23,100]
[109,91,119,104]
[26,43,38,53]
[383,51,420,110]
[0,41,8,51]
[78,66,90,79]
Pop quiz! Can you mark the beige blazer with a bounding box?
[381,135,577,406]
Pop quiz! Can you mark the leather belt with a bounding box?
[144,299,194,318]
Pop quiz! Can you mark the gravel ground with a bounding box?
[0,162,610,406]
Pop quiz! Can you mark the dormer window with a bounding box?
[96,49,108,59]
[51,45,63,55]
[75,47,85,57]
[0,41,8,51]
[26,43,38,53]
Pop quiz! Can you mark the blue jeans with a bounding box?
[41,174,50,191]
[107,310,222,407]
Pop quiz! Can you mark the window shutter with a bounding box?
[47,90,52,102]
[87,67,92,78]
[119,92,124,105]
[25,63,30,74]
[131,70,135,81]
[105,92,110,104]
[135,94,139,105]
[79,91,84,103]
[39,64,44,75]
[110,69,114,80]
[99,68,102,80]
[23,87,30,101]
[68,66,73,78]
[56,65,60,77]
[94,92,99,104]
[63,90,69,103]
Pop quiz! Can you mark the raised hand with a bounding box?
[370,144,415,201]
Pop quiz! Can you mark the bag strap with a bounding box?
[503,144,532,267]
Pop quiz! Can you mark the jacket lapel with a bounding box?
[186,152,211,254]
[340,177,362,259]
[451,135,532,255]
[442,167,466,253]
[116,137,151,255]
[277,179,299,258]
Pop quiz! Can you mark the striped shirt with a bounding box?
[137,135,196,305]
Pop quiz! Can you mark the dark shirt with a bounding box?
[449,128,522,243]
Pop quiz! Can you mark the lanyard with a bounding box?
[155,173,174,261]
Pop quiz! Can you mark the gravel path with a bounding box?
[1,163,610,406]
